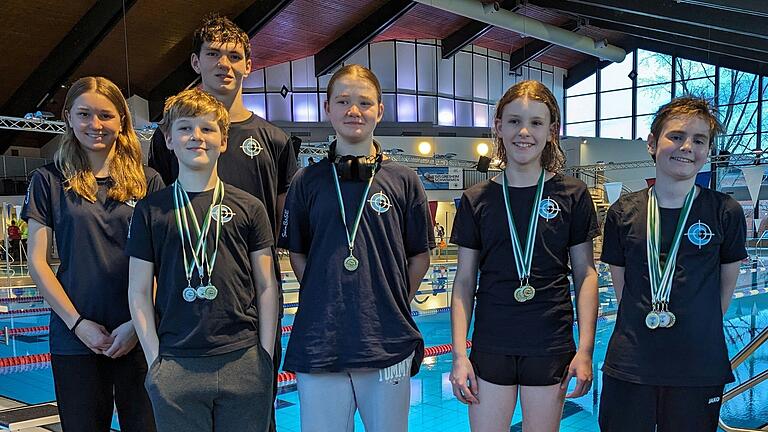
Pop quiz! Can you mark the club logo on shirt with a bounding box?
[686,220,714,248]
[538,197,561,220]
[241,136,263,158]
[124,198,137,208]
[368,191,392,214]
[24,183,31,205]
[211,204,235,224]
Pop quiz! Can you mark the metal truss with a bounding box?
[0,115,156,140]
[299,146,478,168]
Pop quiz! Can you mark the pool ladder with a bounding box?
[718,325,768,432]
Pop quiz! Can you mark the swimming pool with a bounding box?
[0,272,766,431]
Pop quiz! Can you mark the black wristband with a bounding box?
[71,316,84,332]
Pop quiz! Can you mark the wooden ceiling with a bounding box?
[0,0,627,148]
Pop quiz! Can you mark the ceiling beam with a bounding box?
[674,0,768,17]
[508,20,580,71]
[1,0,138,117]
[314,0,416,77]
[441,21,493,59]
[439,0,522,59]
[546,0,768,39]
[564,58,611,89]
[531,0,768,53]
[148,0,293,118]
[0,0,138,154]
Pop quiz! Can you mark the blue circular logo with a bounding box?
[686,221,713,248]
[538,198,560,220]
[368,192,392,214]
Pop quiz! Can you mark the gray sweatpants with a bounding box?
[145,344,274,432]
[296,369,411,432]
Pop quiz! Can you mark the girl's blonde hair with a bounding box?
[493,80,565,172]
[56,76,147,202]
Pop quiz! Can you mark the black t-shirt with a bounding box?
[600,187,747,386]
[278,158,435,374]
[126,183,274,357]
[21,163,165,355]
[451,174,599,355]
[148,113,297,229]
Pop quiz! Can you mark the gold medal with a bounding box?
[645,310,660,329]
[344,255,359,272]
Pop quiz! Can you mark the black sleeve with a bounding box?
[125,200,155,262]
[148,129,178,186]
[403,176,435,257]
[569,184,601,246]
[21,170,53,227]
[249,199,275,252]
[450,192,481,250]
[720,196,748,264]
[277,172,311,253]
[145,168,166,194]
[600,203,625,266]
[276,135,299,195]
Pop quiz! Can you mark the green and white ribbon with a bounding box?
[646,186,696,307]
[501,169,546,283]
[331,164,377,259]
[173,180,224,286]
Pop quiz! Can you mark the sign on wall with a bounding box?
[417,167,463,190]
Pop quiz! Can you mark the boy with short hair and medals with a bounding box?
[127,88,278,431]
[599,97,747,432]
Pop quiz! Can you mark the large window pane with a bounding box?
[417,44,437,94]
[474,103,489,127]
[455,52,473,99]
[600,117,632,139]
[266,63,291,91]
[396,42,416,91]
[438,97,454,126]
[488,58,503,102]
[675,77,715,101]
[382,94,397,122]
[566,121,596,137]
[637,114,653,140]
[266,94,291,121]
[418,95,436,124]
[456,100,473,127]
[292,57,317,91]
[568,74,596,96]
[637,49,672,86]
[243,93,266,118]
[601,51,634,92]
[243,69,265,91]
[565,94,596,123]
[293,93,318,122]
[674,58,715,80]
[438,57,454,96]
[720,102,758,135]
[370,42,396,92]
[637,83,672,115]
[720,133,757,154]
[600,89,632,119]
[719,68,759,105]
[473,54,488,101]
[397,94,417,122]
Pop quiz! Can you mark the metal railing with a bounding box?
[718,326,768,432]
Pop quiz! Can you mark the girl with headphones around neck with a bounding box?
[278,64,435,432]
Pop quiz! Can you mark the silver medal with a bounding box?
[344,255,359,272]
[182,287,197,303]
[204,284,218,300]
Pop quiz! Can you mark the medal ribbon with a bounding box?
[173,180,224,285]
[331,163,376,258]
[501,168,546,282]
[646,186,695,307]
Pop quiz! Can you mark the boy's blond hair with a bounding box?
[159,88,230,139]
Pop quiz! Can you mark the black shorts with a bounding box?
[599,375,725,432]
[468,349,574,386]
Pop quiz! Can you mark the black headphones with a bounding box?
[328,141,383,181]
